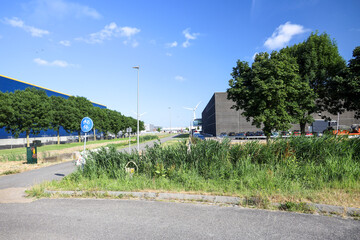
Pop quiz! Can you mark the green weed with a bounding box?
[1,169,21,175]
[43,136,360,205]
[279,201,316,213]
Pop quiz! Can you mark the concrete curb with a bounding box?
[44,190,360,218]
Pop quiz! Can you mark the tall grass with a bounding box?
[65,136,360,196]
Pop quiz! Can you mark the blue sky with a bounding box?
[1,0,359,128]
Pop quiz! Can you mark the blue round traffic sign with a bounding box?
[81,117,93,133]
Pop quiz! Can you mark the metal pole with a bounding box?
[82,132,86,171]
[169,107,171,133]
[137,67,140,153]
[129,131,131,152]
[132,66,140,153]
[83,133,87,153]
[336,112,340,136]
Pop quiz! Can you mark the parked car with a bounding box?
[235,132,246,139]
[271,132,279,138]
[193,133,205,140]
[305,131,313,137]
[202,133,213,137]
[293,130,301,136]
[253,131,266,139]
[255,131,265,136]
[246,131,256,137]
[219,132,228,138]
[228,132,236,136]
[280,131,291,137]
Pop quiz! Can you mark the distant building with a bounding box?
[193,118,202,131]
[202,92,360,137]
[202,92,260,136]
[154,126,162,131]
[144,123,155,132]
[162,127,186,132]
[0,74,106,139]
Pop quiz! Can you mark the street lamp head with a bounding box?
[133,66,140,69]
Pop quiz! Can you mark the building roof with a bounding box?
[0,74,106,108]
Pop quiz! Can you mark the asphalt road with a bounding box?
[0,161,75,189]
[0,135,176,189]
[1,199,359,240]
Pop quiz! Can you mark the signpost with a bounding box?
[80,117,93,167]
[126,127,132,152]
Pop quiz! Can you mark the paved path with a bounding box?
[1,198,359,240]
[0,161,75,190]
[121,135,176,153]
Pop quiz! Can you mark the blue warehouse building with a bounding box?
[0,74,107,140]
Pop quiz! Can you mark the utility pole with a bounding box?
[133,66,140,152]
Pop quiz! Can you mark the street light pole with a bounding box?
[169,107,171,133]
[336,112,340,136]
[133,66,140,152]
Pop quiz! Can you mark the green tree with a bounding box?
[49,96,73,144]
[6,88,51,147]
[125,116,136,132]
[139,120,145,132]
[344,46,360,118]
[281,32,347,131]
[106,109,126,138]
[227,52,312,140]
[0,92,14,130]
[65,96,94,142]
[90,107,109,140]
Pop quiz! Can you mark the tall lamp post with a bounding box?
[133,66,140,152]
[169,107,171,133]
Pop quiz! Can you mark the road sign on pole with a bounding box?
[81,117,93,133]
[127,127,132,152]
[80,117,93,167]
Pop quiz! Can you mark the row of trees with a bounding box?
[227,32,359,139]
[0,88,144,146]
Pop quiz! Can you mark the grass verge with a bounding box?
[0,134,170,162]
[29,136,360,213]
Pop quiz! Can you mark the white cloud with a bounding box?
[131,40,139,48]
[77,22,140,46]
[59,40,71,46]
[120,26,140,37]
[166,52,172,57]
[3,17,49,37]
[34,58,75,67]
[252,52,258,60]
[182,28,199,48]
[30,0,101,19]
[264,22,307,50]
[175,75,185,82]
[166,41,178,48]
[123,39,139,48]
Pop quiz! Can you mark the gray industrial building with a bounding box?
[202,92,360,137]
